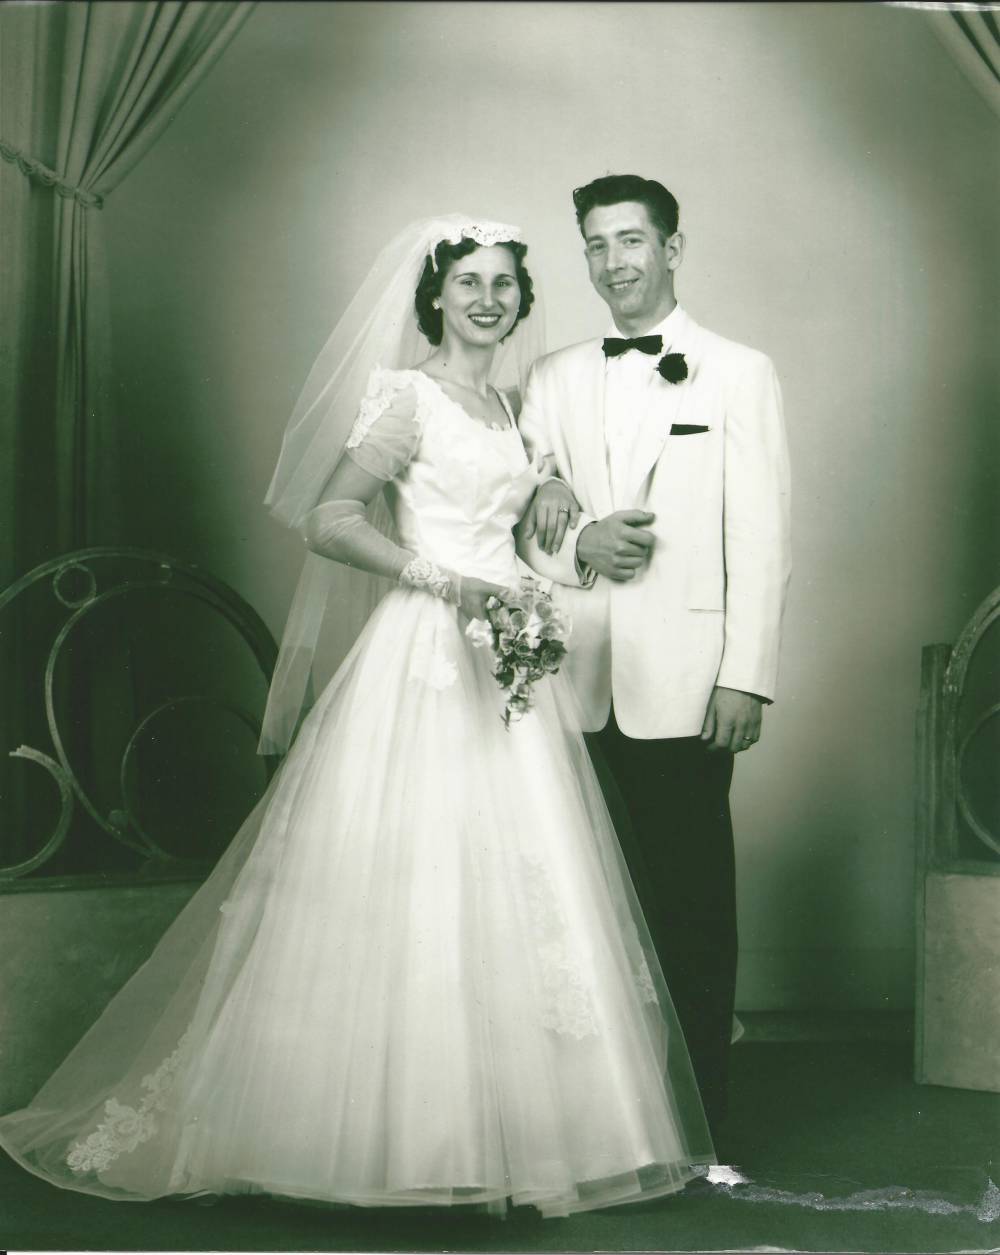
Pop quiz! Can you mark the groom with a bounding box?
[517,174,791,1139]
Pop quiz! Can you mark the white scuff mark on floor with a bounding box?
[707,1164,750,1186]
[707,1171,1000,1223]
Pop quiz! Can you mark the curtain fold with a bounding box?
[0,1,255,868]
[928,7,1000,120]
[1,0,257,559]
[56,2,256,200]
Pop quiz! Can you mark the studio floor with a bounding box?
[1,1026,997,1254]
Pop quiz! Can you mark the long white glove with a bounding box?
[302,499,463,604]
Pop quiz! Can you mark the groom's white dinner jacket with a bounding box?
[516,305,791,739]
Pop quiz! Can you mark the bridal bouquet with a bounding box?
[465,578,572,727]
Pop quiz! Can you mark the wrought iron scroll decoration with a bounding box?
[939,583,1000,861]
[1,548,280,882]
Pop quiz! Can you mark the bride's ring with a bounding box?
[557,506,571,514]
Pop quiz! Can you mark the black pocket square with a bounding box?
[669,424,709,436]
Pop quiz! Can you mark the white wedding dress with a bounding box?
[0,368,714,1218]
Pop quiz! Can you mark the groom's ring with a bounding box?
[742,736,753,743]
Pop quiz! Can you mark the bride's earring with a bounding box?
[432,300,440,310]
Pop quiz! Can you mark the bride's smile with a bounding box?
[435,245,522,347]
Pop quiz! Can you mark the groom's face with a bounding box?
[582,201,681,330]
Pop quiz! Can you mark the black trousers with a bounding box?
[586,709,737,1137]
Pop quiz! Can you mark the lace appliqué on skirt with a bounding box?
[522,850,598,1040]
[66,1033,191,1174]
[635,952,659,1004]
[407,615,458,691]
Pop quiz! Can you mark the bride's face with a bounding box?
[436,245,521,350]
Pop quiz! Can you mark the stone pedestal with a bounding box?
[914,594,1000,1095]
[918,873,1000,1092]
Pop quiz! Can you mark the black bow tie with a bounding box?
[602,334,663,358]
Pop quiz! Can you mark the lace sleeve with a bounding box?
[345,369,423,481]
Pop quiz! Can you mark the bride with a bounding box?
[0,215,715,1218]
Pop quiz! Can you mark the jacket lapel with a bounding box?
[625,308,699,502]
[576,342,615,519]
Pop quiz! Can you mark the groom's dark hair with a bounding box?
[573,175,679,242]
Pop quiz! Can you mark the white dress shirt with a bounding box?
[603,303,686,507]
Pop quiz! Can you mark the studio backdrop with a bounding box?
[3,1,998,1021]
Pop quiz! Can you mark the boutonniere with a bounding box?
[655,352,688,384]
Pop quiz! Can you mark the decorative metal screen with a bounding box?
[1,549,280,888]
[918,585,1000,872]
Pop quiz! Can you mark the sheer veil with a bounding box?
[258,215,546,755]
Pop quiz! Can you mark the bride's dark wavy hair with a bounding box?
[414,237,535,346]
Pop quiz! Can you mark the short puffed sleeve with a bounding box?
[345,368,424,481]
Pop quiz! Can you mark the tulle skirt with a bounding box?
[0,587,714,1217]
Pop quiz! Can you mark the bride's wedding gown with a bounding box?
[0,368,714,1218]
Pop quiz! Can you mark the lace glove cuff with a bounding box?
[399,557,462,606]
[303,501,463,607]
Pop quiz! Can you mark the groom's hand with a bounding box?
[576,511,656,581]
[700,687,763,753]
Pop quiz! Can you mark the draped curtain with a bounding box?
[0,1,255,867]
[1,0,256,564]
[928,6,1000,119]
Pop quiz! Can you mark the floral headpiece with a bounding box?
[428,219,523,271]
